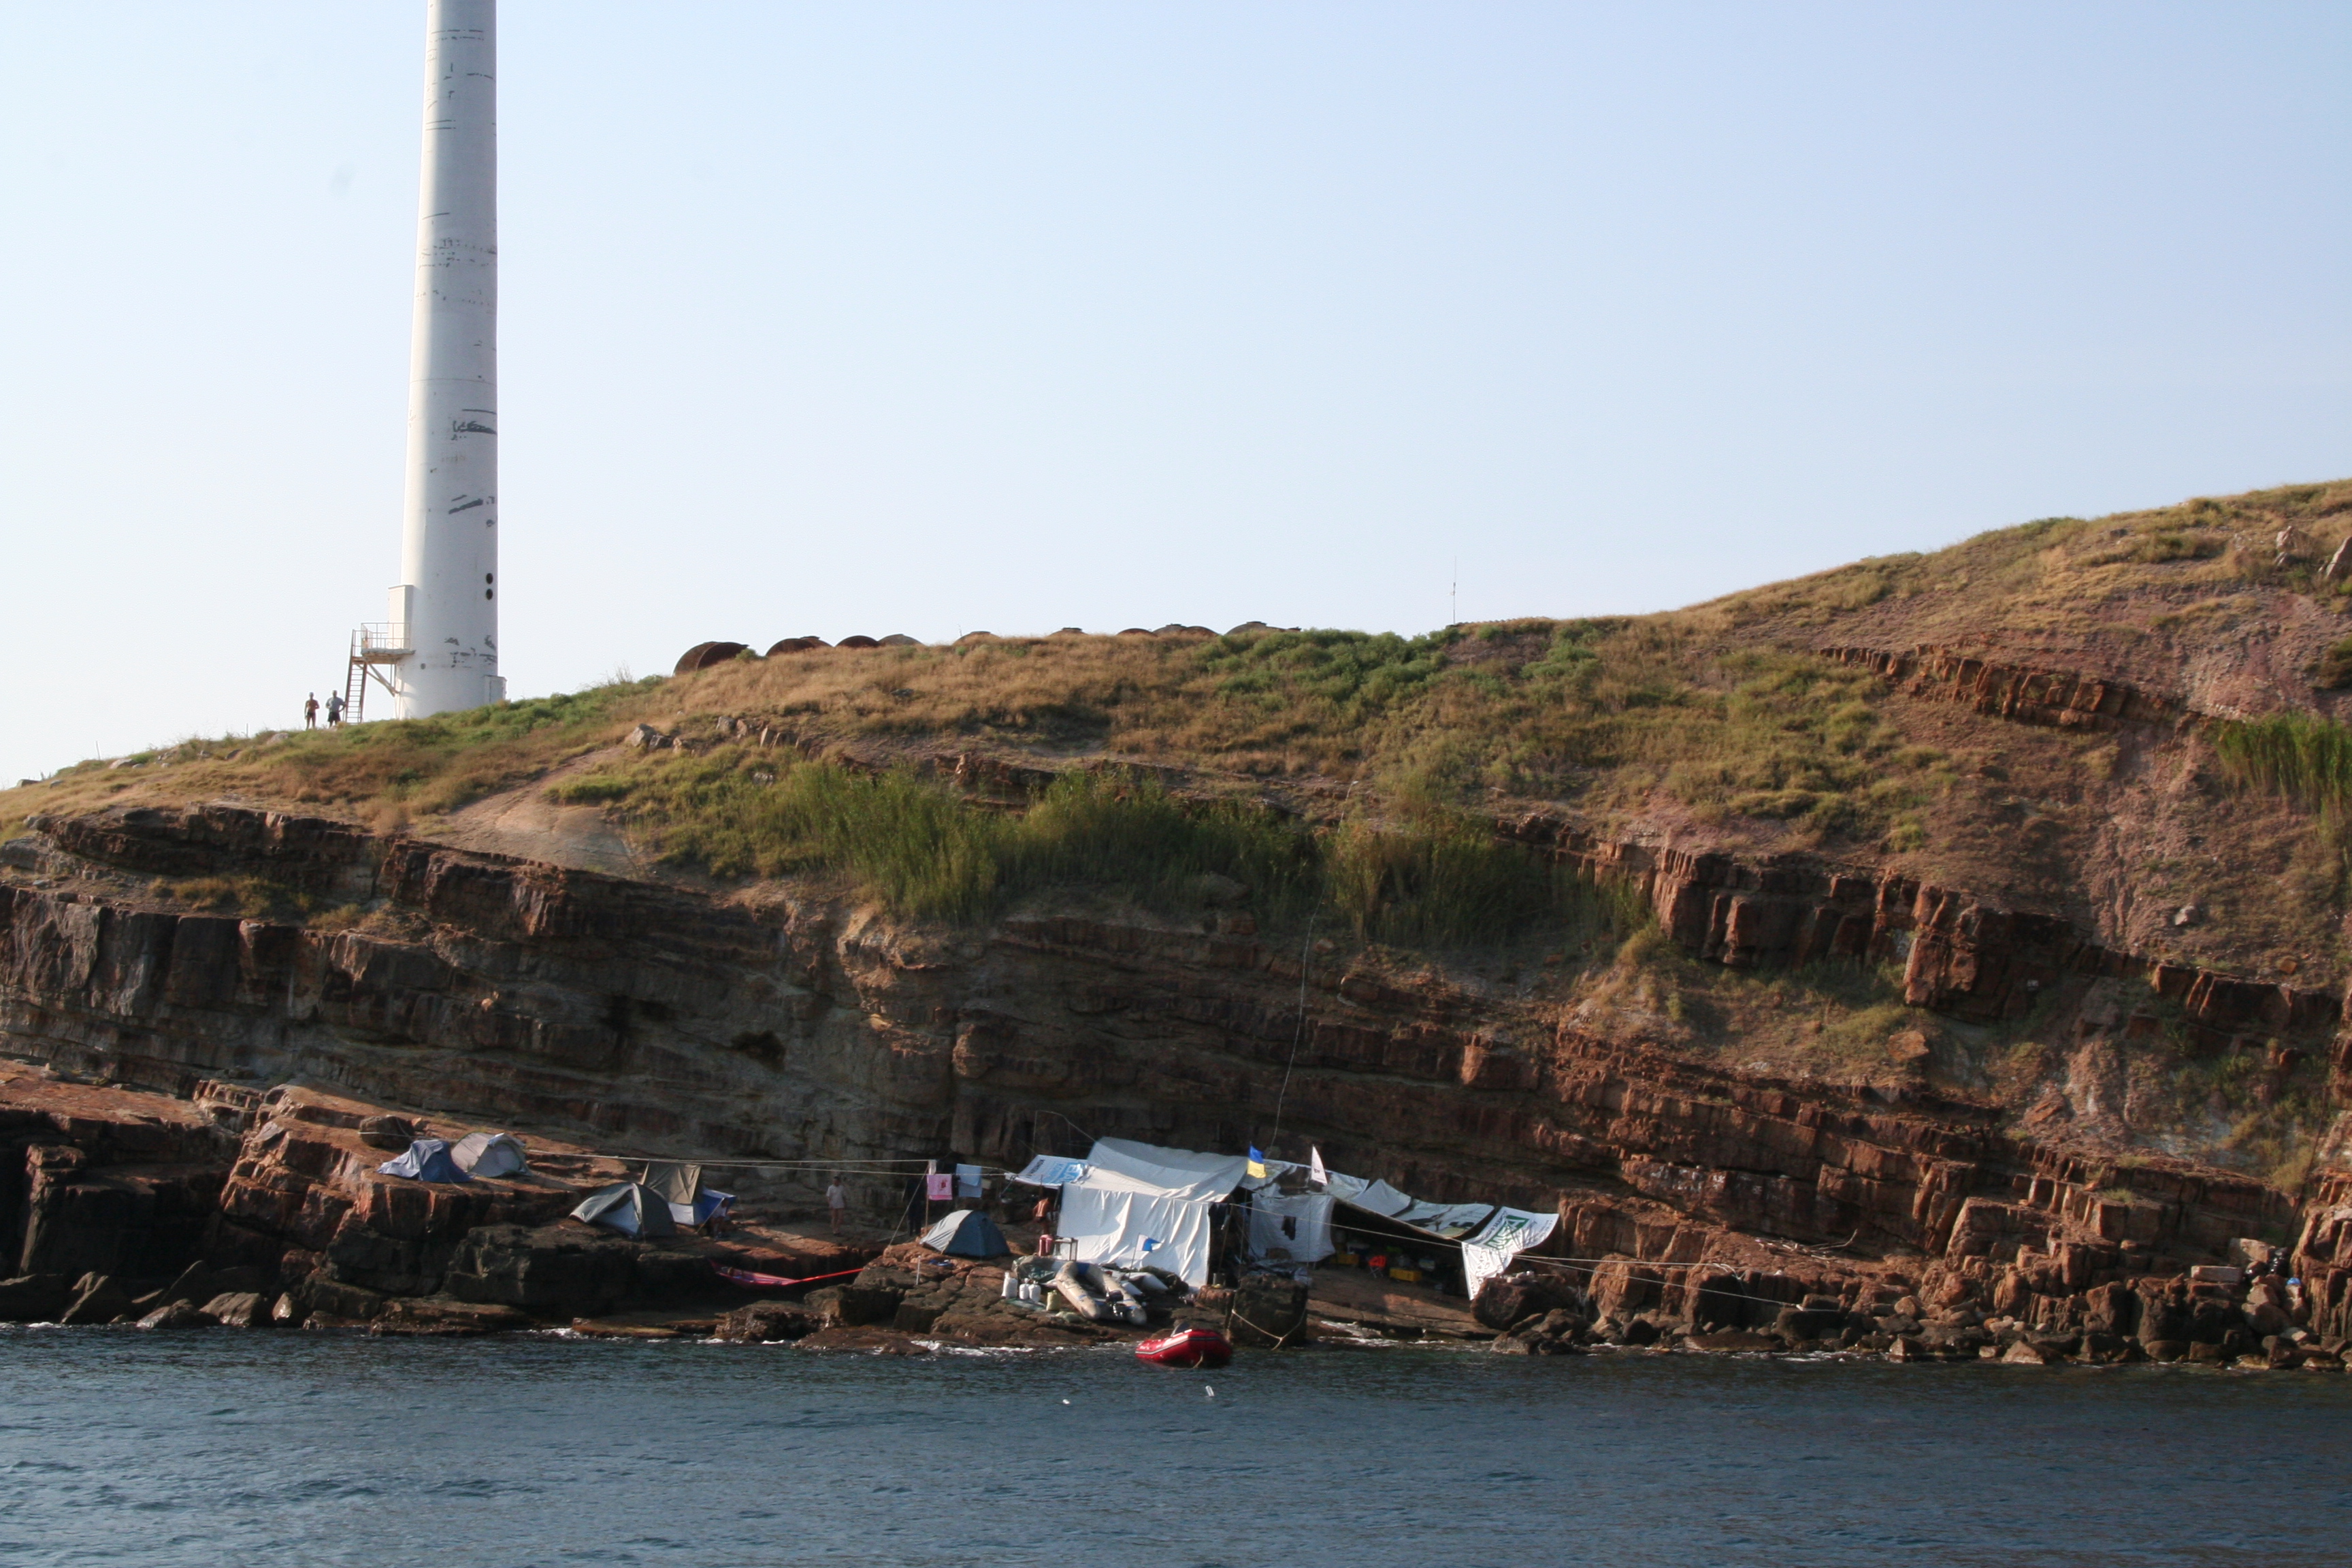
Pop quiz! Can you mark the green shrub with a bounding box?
[2211,712,2352,816]
[556,753,1646,948]
[2312,640,2352,691]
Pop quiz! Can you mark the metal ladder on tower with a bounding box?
[346,621,413,723]
[344,633,371,724]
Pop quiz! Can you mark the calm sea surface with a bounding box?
[1,1328,2347,1567]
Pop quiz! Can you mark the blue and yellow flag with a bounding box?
[1246,1145,1269,1179]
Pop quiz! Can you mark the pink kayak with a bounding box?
[1134,1328,1232,1369]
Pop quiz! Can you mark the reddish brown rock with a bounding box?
[0,798,2334,1360]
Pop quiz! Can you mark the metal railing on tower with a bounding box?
[345,622,412,723]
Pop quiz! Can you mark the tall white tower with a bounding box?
[389,0,502,717]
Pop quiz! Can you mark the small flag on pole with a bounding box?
[1309,1147,1328,1188]
[1246,1146,1268,1179]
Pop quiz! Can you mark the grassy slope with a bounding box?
[9,478,2352,1177]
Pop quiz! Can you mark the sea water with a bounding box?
[1,1328,2347,1567]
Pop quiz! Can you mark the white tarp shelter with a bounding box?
[1247,1189,1335,1264]
[1341,1179,1412,1217]
[1460,1207,1563,1298]
[1085,1138,1250,1203]
[1055,1166,1216,1285]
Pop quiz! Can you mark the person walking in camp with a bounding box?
[826,1175,847,1233]
[325,691,346,728]
[303,693,318,730]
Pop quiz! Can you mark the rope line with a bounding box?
[1265,915,1315,1154]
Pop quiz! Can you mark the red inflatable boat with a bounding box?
[1134,1328,1232,1369]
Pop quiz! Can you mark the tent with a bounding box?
[376,1138,468,1183]
[1247,1189,1336,1264]
[634,1160,715,1225]
[451,1131,528,1178]
[921,1208,1009,1257]
[571,1181,679,1237]
[1057,1166,1218,1285]
[1085,1138,1250,1202]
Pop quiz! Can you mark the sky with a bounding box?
[1,2,2346,784]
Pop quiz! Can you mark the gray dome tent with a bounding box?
[451,1131,528,1178]
[921,1208,1008,1258]
[376,1138,468,1183]
[571,1181,679,1238]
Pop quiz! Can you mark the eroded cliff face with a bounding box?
[2,798,2343,1353]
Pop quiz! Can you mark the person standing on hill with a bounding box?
[303,694,318,730]
[826,1176,847,1233]
[325,691,346,728]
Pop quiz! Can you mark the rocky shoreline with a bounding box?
[0,1060,2338,1374]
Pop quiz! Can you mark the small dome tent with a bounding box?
[451,1131,529,1178]
[571,1181,679,1237]
[376,1138,468,1183]
[921,1208,1009,1258]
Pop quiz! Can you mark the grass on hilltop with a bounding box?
[1706,480,2352,636]
[9,476,2351,893]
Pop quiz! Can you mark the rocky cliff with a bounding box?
[0,796,2340,1364]
[10,478,2352,1363]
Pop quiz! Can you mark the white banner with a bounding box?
[1011,1154,1090,1187]
[1462,1207,1561,1300]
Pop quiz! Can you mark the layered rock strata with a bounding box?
[0,801,2340,1362]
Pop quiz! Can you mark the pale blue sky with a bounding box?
[2,3,2345,784]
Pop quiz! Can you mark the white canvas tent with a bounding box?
[1036,1137,1258,1287]
[1084,1139,1250,1203]
[1055,1166,1217,1285]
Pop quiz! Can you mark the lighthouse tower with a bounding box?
[356,0,503,719]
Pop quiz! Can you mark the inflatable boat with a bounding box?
[1051,1261,1149,1326]
[1134,1328,1232,1369]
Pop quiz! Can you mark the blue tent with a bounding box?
[921,1208,1009,1258]
[377,1138,469,1183]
